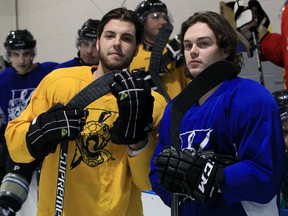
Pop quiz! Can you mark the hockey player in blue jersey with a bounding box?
[0,29,58,215]
[54,18,100,69]
[150,11,286,216]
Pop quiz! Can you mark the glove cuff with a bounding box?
[26,115,57,159]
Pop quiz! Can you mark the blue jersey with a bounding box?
[53,57,81,69]
[0,62,58,122]
[150,77,286,216]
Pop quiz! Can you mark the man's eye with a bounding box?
[81,42,89,47]
[184,43,192,50]
[151,13,168,21]
[198,42,207,47]
[105,34,114,39]
[123,36,132,42]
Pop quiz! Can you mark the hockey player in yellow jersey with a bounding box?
[131,0,190,100]
[5,8,167,216]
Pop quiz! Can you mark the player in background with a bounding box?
[131,0,189,100]
[54,19,100,69]
[221,0,287,88]
[0,29,58,216]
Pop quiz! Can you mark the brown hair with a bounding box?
[97,7,144,45]
[179,11,243,74]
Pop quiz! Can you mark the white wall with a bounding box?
[0,0,284,92]
[0,1,16,58]
[0,0,283,63]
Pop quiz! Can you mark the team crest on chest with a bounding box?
[8,88,35,121]
[180,128,213,150]
[71,109,116,169]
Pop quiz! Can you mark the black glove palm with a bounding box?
[26,103,88,159]
[154,146,224,203]
[110,69,154,144]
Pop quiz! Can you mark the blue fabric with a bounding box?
[150,77,286,216]
[53,58,81,69]
[0,62,58,122]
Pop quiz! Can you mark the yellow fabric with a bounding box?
[5,66,167,216]
[219,1,236,29]
[130,43,189,99]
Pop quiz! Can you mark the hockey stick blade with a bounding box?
[149,23,173,102]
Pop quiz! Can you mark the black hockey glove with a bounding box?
[26,103,88,159]
[247,0,270,40]
[154,146,234,203]
[220,0,270,57]
[166,34,184,68]
[110,69,154,144]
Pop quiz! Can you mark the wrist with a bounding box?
[128,136,148,150]
[127,136,149,157]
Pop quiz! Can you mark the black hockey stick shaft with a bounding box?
[251,31,265,86]
[170,61,236,215]
[148,22,179,214]
[250,0,265,86]
[54,70,118,216]
[149,23,173,102]
[149,22,179,215]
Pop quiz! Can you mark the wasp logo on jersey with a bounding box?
[71,109,116,169]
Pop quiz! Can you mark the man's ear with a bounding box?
[222,49,230,59]
[96,38,100,51]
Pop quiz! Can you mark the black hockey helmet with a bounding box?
[135,0,168,23]
[77,19,100,46]
[4,29,36,51]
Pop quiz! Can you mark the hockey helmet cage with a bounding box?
[4,29,36,51]
[135,0,168,23]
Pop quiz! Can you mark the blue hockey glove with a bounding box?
[26,103,88,159]
[110,69,154,144]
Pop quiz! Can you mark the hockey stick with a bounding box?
[54,70,118,216]
[148,22,180,215]
[249,0,265,86]
[251,31,265,86]
[170,61,236,209]
[149,23,173,102]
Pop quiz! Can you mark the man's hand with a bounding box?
[26,103,88,159]
[154,146,225,203]
[110,69,154,144]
